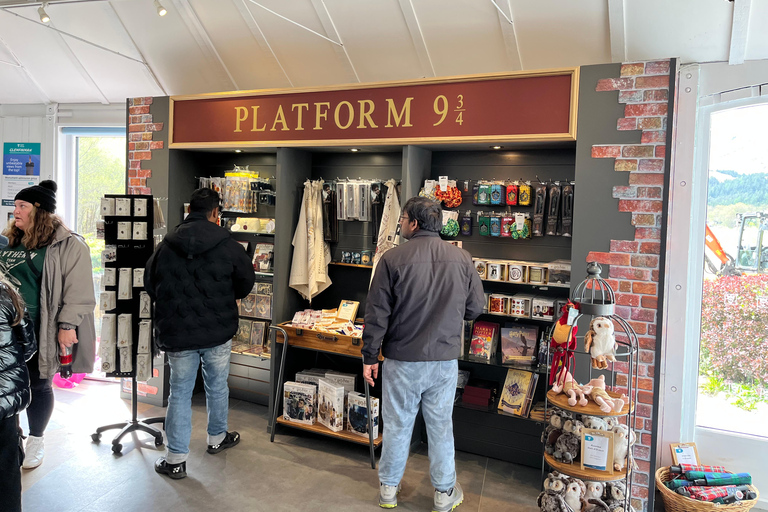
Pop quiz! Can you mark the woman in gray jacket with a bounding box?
[0,180,96,470]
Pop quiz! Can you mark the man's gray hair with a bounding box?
[402,196,442,232]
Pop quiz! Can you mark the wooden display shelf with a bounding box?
[544,453,629,482]
[276,417,382,447]
[330,262,373,269]
[546,390,634,417]
[480,278,570,290]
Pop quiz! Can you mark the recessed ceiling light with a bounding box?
[490,145,503,150]
[350,148,360,152]
[235,149,242,153]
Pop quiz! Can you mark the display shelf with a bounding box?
[479,312,556,323]
[330,262,373,269]
[229,231,275,236]
[454,401,543,424]
[254,271,274,278]
[546,389,634,417]
[544,453,629,482]
[275,417,383,447]
[480,278,571,290]
[459,353,548,374]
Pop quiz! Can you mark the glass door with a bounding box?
[694,101,768,500]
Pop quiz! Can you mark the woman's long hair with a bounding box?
[2,205,66,250]
[0,274,25,326]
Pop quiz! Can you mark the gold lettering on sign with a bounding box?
[251,106,266,132]
[314,102,331,130]
[234,106,248,132]
[385,98,414,128]
[292,103,309,131]
[334,101,354,130]
[357,100,377,129]
[271,105,289,131]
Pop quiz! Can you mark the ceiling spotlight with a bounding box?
[38,3,50,23]
[154,0,167,16]
[235,149,242,153]
[349,148,360,152]
[490,145,503,150]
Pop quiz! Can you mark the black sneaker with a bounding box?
[154,457,187,479]
[207,431,240,454]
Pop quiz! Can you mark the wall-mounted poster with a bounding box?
[3,143,40,176]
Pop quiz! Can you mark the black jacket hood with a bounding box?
[163,212,230,258]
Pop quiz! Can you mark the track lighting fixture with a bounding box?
[38,2,50,23]
[154,0,167,16]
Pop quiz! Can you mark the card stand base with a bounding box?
[91,375,166,454]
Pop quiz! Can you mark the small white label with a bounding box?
[567,307,579,326]
[439,175,449,191]
[674,445,698,465]
[515,213,525,231]
[583,433,610,470]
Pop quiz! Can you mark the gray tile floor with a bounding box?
[20,379,542,512]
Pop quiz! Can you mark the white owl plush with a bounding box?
[584,316,617,369]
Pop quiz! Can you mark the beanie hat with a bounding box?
[15,180,57,213]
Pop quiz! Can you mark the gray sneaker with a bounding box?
[433,482,463,512]
[379,482,402,508]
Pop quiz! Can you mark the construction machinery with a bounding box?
[705,212,768,276]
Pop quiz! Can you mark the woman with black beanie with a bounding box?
[0,180,96,470]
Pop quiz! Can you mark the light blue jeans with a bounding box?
[379,358,458,492]
[165,340,232,464]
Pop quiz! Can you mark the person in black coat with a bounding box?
[145,188,254,480]
[0,246,37,512]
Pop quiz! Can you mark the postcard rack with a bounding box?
[268,324,382,469]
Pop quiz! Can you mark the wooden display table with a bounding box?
[268,324,382,469]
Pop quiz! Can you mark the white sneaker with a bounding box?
[433,482,463,512]
[22,435,44,469]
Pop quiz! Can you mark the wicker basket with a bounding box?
[655,466,760,512]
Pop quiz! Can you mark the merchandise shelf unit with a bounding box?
[428,149,575,468]
[541,262,639,504]
[157,150,278,406]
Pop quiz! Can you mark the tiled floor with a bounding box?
[20,379,543,512]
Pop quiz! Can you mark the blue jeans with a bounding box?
[379,358,458,492]
[165,340,232,464]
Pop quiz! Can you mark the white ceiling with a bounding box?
[0,0,764,105]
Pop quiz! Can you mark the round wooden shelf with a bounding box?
[544,453,629,482]
[546,390,634,417]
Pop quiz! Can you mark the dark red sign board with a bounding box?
[170,71,576,146]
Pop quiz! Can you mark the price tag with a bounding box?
[515,212,525,230]
[671,443,700,465]
[439,175,449,191]
[567,306,579,326]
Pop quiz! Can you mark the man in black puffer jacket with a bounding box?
[145,188,254,480]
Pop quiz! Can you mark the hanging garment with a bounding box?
[289,180,332,302]
[370,178,401,284]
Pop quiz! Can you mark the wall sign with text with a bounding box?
[170,70,578,148]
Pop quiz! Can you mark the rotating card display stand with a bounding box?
[90,194,165,454]
[541,262,638,504]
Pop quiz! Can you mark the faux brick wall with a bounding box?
[127,97,163,195]
[588,59,671,512]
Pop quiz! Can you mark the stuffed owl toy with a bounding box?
[605,481,626,506]
[553,419,583,464]
[543,471,569,494]
[537,490,571,512]
[611,425,637,471]
[564,478,587,512]
[584,316,617,370]
[582,415,609,431]
[584,481,605,501]
[542,412,566,454]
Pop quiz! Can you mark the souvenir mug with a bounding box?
[528,266,547,285]
[474,260,487,279]
[507,263,526,283]
[489,294,508,314]
[486,262,505,281]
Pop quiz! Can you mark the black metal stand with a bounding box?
[91,375,166,454]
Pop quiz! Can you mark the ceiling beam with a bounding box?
[0,33,51,103]
[48,18,111,104]
[309,0,359,83]
[171,0,239,91]
[728,0,751,65]
[106,1,168,96]
[397,0,434,77]
[232,0,293,87]
[245,0,341,46]
[608,0,627,63]
[492,0,523,70]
